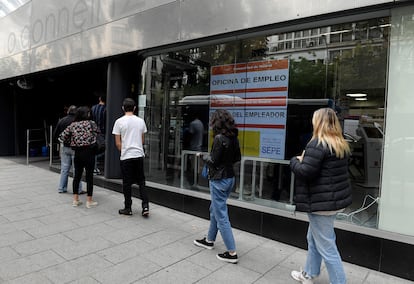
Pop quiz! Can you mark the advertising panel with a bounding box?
[210,59,289,159]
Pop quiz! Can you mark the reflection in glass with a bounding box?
[141,16,389,229]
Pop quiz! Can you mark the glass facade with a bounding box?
[380,6,414,236]
[139,16,389,230]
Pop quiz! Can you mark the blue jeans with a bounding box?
[207,177,236,251]
[58,145,82,192]
[305,213,346,284]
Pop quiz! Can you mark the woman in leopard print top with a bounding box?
[59,106,99,209]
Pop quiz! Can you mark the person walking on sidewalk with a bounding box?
[53,105,84,194]
[289,107,352,284]
[193,109,241,264]
[59,106,99,209]
[112,98,149,217]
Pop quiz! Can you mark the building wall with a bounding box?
[0,0,395,81]
[2,0,414,280]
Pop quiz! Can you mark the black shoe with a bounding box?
[142,207,149,217]
[193,237,214,250]
[118,208,132,215]
[217,251,238,263]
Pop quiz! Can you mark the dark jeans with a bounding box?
[73,146,95,196]
[120,157,148,209]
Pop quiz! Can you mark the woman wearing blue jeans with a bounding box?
[290,108,352,284]
[58,144,83,193]
[54,105,83,194]
[193,109,241,264]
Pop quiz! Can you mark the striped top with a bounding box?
[91,103,106,134]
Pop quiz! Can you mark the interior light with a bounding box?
[355,97,367,101]
[346,93,367,98]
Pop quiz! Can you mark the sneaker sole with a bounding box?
[86,204,98,209]
[193,240,214,250]
[119,210,132,216]
[216,254,238,264]
[291,271,313,283]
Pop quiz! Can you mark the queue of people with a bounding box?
[192,107,351,284]
[56,98,150,216]
[54,100,350,283]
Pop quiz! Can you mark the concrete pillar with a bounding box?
[104,60,127,178]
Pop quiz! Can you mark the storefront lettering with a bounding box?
[5,0,147,55]
[253,75,286,82]
[212,78,239,85]
[245,111,285,118]
[261,146,281,155]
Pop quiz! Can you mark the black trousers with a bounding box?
[120,157,148,209]
[73,146,95,196]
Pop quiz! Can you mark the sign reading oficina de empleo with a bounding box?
[209,59,289,160]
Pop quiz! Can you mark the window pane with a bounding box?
[141,16,390,229]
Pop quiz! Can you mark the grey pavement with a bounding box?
[0,157,412,284]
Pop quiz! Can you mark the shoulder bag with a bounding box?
[89,121,105,154]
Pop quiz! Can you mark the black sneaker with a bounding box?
[216,251,238,263]
[142,207,149,217]
[118,208,132,215]
[193,237,214,250]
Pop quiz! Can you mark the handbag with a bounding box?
[90,121,105,154]
[201,164,209,179]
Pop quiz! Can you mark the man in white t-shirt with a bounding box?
[112,98,149,217]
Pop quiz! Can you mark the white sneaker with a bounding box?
[72,200,82,207]
[86,200,98,208]
[291,270,313,284]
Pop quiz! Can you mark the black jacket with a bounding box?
[205,134,241,180]
[53,114,76,147]
[289,139,352,212]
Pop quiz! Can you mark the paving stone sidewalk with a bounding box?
[0,158,412,284]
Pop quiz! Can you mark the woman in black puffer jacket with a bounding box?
[290,107,351,284]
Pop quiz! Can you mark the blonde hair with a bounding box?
[311,108,350,159]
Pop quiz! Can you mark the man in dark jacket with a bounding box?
[53,105,84,194]
[91,94,106,175]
